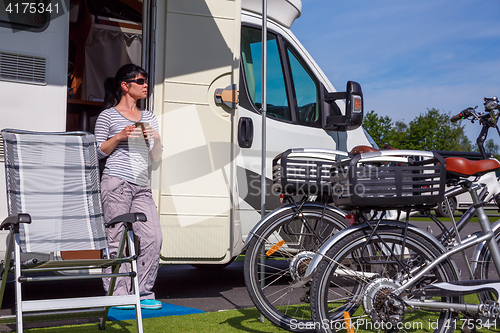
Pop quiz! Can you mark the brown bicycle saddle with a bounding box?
[350,145,380,155]
[445,157,500,177]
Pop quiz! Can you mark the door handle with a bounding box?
[238,117,253,148]
[215,84,238,109]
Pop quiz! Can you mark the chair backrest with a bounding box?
[2,129,108,253]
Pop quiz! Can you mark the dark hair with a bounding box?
[103,64,148,110]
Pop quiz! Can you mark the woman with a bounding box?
[95,64,163,310]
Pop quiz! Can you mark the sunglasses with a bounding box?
[126,78,147,85]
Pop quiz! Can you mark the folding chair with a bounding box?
[0,129,145,332]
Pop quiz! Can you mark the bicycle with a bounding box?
[417,97,500,246]
[243,148,350,332]
[303,112,500,331]
[434,96,500,217]
[243,146,415,332]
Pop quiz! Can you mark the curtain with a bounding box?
[82,28,142,101]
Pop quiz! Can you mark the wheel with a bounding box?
[472,227,500,329]
[310,226,459,333]
[474,227,500,303]
[435,198,456,217]
[244,205,346,332]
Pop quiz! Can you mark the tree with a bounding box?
[362,111,400,148]
[362,109,473,152]
[485,139,500,160]
[391,120,408,149]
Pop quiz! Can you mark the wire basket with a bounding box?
[272,148,349,197]
[331,150,446,209]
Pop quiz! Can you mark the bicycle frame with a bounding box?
[295,219,454,288]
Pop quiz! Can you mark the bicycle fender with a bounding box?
[293,220,457,288]
[471,218,500,274]
[242,203,346,252]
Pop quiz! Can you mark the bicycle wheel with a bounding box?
[244,205,346,332]
[310,226,459,333]
[474,227,500,303]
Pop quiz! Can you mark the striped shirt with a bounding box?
[95,107,160,187]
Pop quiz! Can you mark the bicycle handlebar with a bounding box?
[450,108,474,122]
[439,97,500,161]
[451,97,499,123]
[449,97,500,160]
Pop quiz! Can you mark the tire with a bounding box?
[244,205,346,332]
[310,226,459,333]
[435,198,456,217]
[474,227,500,303]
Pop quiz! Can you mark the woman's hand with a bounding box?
[144,125,162,161]
[144,125,160,141]
[99,125,141,156]
[117,125,141,141]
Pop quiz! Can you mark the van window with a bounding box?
[241,26,291,121]
[287,48,320,127]
[0,0,51,32]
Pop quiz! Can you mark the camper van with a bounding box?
[0,0,371,265]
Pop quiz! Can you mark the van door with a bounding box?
[154,1,242,263]
[237,24,347,238]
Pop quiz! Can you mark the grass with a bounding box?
[410,210,500,223]
[25,308,289,332]
[23,297,500,333]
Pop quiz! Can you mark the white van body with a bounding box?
[0,0,370,264]
[448,170,500,214]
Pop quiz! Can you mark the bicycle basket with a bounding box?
[272,148,349,196]
[331,150,446,209]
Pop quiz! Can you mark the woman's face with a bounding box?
[125,74,148,100]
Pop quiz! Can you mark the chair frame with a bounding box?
[0,129,145,332]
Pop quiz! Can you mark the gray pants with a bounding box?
[101,174,162,300]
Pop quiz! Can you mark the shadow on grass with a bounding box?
[219,308,288,332]
[24,320,139,333]
[24,308,289,332]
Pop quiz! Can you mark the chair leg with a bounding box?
[14,233,23,332]
[0,229,15,309]
[99,223,143,332]
[127,229,143,333]
[106,224,128,297]
[99,223,129,330]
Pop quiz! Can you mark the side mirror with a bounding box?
[345,81,363,130]
[324,81,364,131]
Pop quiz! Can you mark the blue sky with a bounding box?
[291,0,500,146]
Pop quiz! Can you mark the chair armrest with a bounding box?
[105,213,147,228]
[0,213,32,230]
